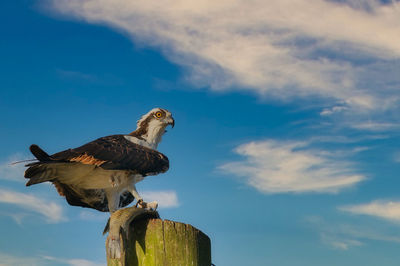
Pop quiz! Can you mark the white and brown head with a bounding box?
[129,108,174,149]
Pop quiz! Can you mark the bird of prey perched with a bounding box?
[24,108,174,213]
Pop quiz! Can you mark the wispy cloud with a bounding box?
[65,259,105,266]
[47,0,400,115]
[394,152,400,163]
[0,188,66,223]
[320,105,349,116]
[306,216,363,250]
[339,200,400,223]
[320,232,363,250]
[0,210,29,225]
[142,190,179,208]
[42,255,105,266]
[79,209,108,221]
[0,253,42,266]
[219,140,365,193]
[349,122,399,132]
[306,215,400,250]
[56,69,99,82]
[55,69,123,86]
[308,134,389,144]
[0,253,105,266]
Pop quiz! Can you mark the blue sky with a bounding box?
[1,0,400,265]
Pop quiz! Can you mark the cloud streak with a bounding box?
[48,0,400,114]
[0,188,65,223]
[394,152,400,163]
[320,232,363,250]
[306,215,400,250]
[0,253,105,266]
[219,140,365,193]
[340,200,400,223]
[42,255,105,266]
[142,190,179,208]
[0,253,42,266]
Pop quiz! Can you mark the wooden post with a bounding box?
[107,218,211,266]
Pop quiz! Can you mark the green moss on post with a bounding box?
[107,218,211,266]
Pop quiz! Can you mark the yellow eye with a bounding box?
[155,111,163,118]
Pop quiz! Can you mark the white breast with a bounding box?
[124,135,155,149]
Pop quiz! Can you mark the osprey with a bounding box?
[24,108,174,212]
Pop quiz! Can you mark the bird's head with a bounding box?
[130,108,174,148]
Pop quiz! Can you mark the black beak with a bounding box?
[170,117,175,128]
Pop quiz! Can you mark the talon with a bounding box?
[135,199,143,208]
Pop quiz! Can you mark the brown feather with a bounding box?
[53,181,65,197]
[69,154,106,166]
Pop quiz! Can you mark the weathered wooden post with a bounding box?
[106,209,211,266]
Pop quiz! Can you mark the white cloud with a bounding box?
[47,0,400,114]
[0,188,66,223]
[320,105,349,116]
[219,140,365,193]
[141,190,179,208]
[339,200,400,222]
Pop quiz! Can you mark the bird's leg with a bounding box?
[104,189,122,258]
[127,183,143,205]
[105,188,120,213]
[127,183,158,210]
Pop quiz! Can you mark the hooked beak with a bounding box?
[169,117,175,128]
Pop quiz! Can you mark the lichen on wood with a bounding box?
[106,218,211,266]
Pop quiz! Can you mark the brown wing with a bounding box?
[51,135,169,175]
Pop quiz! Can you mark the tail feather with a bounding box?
[29,144,51,162]
[25,145,59,186]
[24,164,56,186]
